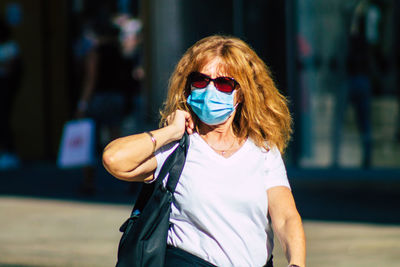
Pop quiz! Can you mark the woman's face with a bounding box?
[198,58,240,105]
[186,58,241,128]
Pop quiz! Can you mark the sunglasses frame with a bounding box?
[188,72,239,93]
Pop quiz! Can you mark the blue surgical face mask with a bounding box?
[187,84,238,125]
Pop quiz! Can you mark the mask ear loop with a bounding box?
[230,88,242,120]
[233,88,242,107]
[229,90,240,119]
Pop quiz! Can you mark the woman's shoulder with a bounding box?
[246,138,283,163]
[246,138,278,153]
[158,132,199,154]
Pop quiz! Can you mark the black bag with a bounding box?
[116,132,190,267]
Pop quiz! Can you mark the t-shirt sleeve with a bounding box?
[264,146,291,190]
[144,141,179,184]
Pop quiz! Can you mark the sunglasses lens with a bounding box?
[190,74,209,88]
[189,72,237,93]
[215,77,235,93]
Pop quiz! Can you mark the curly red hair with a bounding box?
[160,35,292,153]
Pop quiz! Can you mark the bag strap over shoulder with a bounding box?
[165,132,189,193]
[130,132,189,215]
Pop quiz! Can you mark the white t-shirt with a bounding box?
[154,133,290,267]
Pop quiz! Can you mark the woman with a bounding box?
[103,35,306,267]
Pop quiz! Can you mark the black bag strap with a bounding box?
[165,132,189,193]
[131,183,154,215]
[130,132,189,216]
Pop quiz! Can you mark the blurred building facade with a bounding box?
[294,0,400,168]
[1,0,399,169]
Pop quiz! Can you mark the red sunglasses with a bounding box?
[188,72,239,93]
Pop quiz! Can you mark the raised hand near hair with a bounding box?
[166,110,194,139]
[103,110,193,182]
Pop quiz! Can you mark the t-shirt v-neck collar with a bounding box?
[192,132,250,163]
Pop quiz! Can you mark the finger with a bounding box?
[186,124,193,134]
[186,114,194,130]
[183,110,191,119]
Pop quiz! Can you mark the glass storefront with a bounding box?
[68,0,400,169]
[294,0,400,168]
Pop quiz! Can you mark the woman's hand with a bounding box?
[102,110,193,182]
[166,110,194,139]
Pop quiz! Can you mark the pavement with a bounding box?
[0,162,400,266]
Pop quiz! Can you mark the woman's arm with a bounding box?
[102,110,194,182]
[268,186,306,267]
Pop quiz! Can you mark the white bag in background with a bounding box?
[57,118,96,168]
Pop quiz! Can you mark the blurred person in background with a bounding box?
[103,35,306,267]
[113,14,144,131]
[0,18,23,170]
[71,15,98,114]
[333,0,384,168]
[76,15,136,194]
[113,14,144,195]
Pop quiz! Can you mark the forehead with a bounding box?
[199,58,230,77]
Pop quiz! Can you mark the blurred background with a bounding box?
[0,0,399,266]
[1,0,399,168]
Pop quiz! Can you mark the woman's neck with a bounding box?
[198,122,244,156]
[198,122,234,141]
